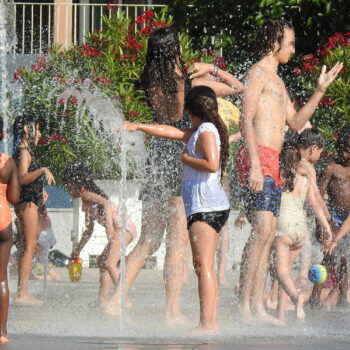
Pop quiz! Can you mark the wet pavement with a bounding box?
[3,268,350,350]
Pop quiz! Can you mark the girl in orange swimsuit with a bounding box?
[63,162,137,309]
[0,116,20,343]
[13,115,56,305]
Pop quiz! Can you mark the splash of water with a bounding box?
[0,0,16,154]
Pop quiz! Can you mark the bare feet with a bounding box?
[188,325,219,335]
[239,305,257,325]
[265,298,277,310]
[15,294,43,305]
[103,301,119,318]
[0,336,10,343]
[256,311,284,326]
[296,294,305,321]
[165,313,192,327]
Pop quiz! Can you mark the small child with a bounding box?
[321,127,350,306]
[123,85,230,334]
[0,116,20,343]
[62,163,137,309]
[274,129,332,322]
[13,115,56,305]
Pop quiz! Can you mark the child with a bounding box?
[0,116,20,343]
[274,129,332,322]
[123,85,230,334]
[13,114,55,305]
[62,162,137,308]
[321,127,350,306]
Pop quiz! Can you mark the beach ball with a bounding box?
[308,264,328,284]
[217,97,240,127]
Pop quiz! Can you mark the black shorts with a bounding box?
[187,209,230,233]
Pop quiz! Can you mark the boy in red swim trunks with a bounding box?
[237,18,343,324]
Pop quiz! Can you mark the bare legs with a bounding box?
[189,221,219,333]
[274,236,305,322]
[164,197,189,324]
[15,203,43,305]
[239,211,278,323]
[0,224,13,343]
[217,224,229,286]
[105,197,188,321]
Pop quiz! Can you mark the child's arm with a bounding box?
[6,157,20,204]
[123,121,194,142]
[307,182,332,245]
[286,62,343,131]
[325,215,350,255]
[17,148,55,185]
[189,62,243,95]
[181,131,219,172]
[71,215,94,259]
[318,162,334,199]
[229,131,242,143]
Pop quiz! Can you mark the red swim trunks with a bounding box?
[0,153,12,231]
[235,145,284,188]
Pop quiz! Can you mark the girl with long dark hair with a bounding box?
[13,115,55,305]
[122,86,230,333]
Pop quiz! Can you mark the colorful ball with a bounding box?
[217,97,240,127]
[308,264,328,284]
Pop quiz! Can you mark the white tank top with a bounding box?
[182,122,230,217]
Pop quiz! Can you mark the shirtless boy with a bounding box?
[321,127,350,306]
[236,18,343,324]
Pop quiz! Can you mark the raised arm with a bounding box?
[189,62,243,96]
[240,67,265,192]
[286,62,343,131]
[123,121,193,142]
[181,131,219,172]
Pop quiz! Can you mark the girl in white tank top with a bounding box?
[123,86,229,334]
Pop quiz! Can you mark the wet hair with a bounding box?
[336,126,350,154]
[298,128,326,150]
[62,162,108,200]
[12,114,40,155]
[255,18,294,57]
[136,27,188,96]
[184,86,229,180]
[280,139,301,192]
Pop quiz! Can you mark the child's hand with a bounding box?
[234,214,248,230]
[42,167,56,185]
[322,227,333,246]
[122,121,138,132]
[188,62,213,79]
[317,62,343,92]
[42,190,49,203]
[324,240,337,256]
[180,148,189,163]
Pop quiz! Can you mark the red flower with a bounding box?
[127,41,144,50]
[302,62,316,73]
[136,15,145,24]
[128,110,139,117]
[294,67,302,75]
[125,35,136,42]
[140,25,153,36]
[214,56,226,70]
[13,67,24,81]
[97,77,111,85]
[320,98,335,106]
[153,21,167,28]
[119,54,137,62]
[192,58,201,63]
[106,2,112,11]
[39,134,69,145]
[80,44,102,57]
[57,97,65,104]
[144,11,155,20]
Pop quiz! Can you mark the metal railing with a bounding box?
[13,2,166,54]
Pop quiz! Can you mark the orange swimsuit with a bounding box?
[235,144,284,188]
[0,153,12,231]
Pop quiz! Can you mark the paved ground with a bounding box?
[3,268,350,350]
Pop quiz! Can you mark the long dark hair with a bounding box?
[136,27,188,96]
[62,162,108,200]
[184,86,229,180]
[255,18,294,57]
[12,114,40,155]
[0,116,3,141]
[280,139,301,192]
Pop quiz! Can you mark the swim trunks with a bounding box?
[235,144,284,188]
[187,209,230,233]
